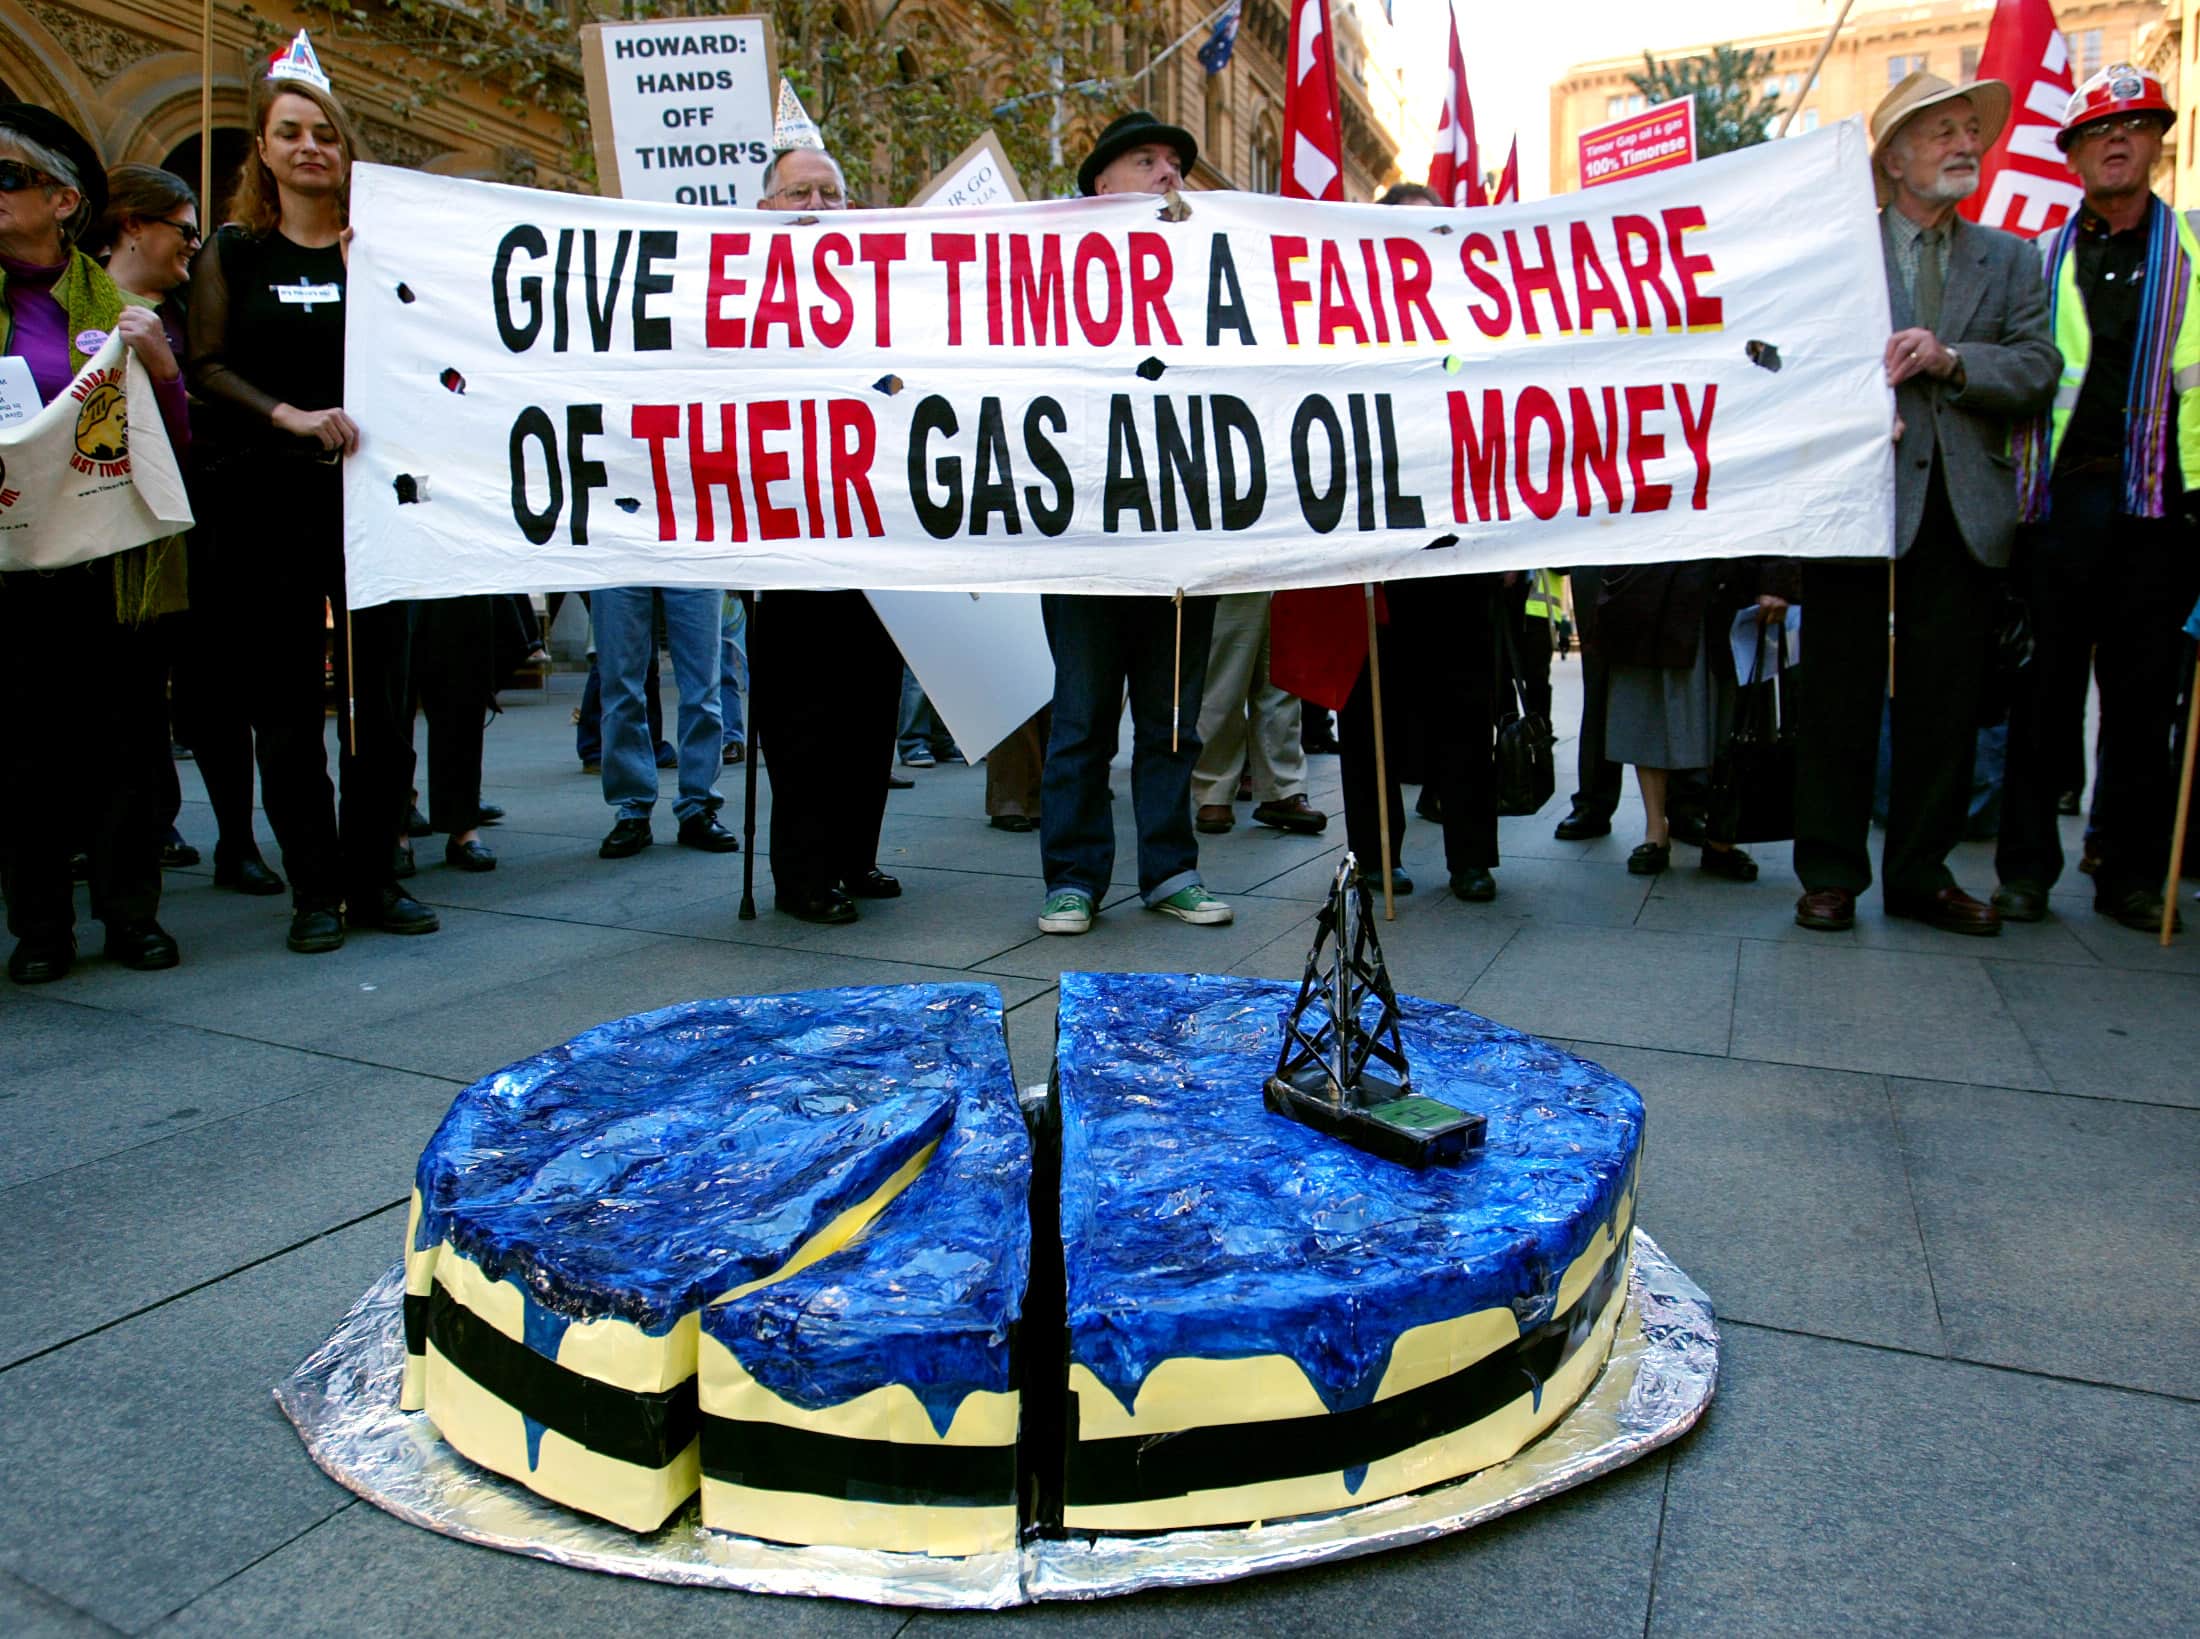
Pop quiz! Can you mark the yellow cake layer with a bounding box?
[1062,1242,1632,1533]
[697,1331,1019,1445]
[421,1342,698,1533]
[699,1475,1018,1558]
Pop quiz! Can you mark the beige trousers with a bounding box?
[1193,592,1305,807]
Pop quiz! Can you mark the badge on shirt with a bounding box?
[72,328,107,355]
[275,281,342,312]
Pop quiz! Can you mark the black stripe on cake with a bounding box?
[404,1292,429,1359]
[425,1288,699,1471]
[1063,1234,1629,1511]
[700,1416,1017,1510]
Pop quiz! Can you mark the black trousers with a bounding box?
[1339,575,1498,875]
[1497,576,1554,720]
[1565,565,1625,820]
[205,462,413,909]
[410,596,495,834]
[752,589,902,897]
[168,509,262,865]
[1794,479,1995,899]
[0,563,165,942]
[1998,474,2199,897]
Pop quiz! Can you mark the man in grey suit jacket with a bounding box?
[1793,72,2061,936]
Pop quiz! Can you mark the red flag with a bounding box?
[1426,7,1485,208]
[1489,137,1519,205]
[1962,0,2082,235]
[1281,0,1345,201]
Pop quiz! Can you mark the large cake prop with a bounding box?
[284,939,1715,1605]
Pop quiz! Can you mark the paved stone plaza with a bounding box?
[3,657,2195,1636]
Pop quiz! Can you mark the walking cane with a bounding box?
[1364,583,1396,921]
[2163,639,2200,947]
[738,590,759,921]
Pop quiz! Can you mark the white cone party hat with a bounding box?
[773,79,824,151]
[268,30,333,94]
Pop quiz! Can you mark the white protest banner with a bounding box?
[580,14,776,207]
[342,119,1894,611]
[882,128,1050,761]
[0,334,192,572]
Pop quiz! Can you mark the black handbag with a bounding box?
[1708,618,1797,845]
[1494,614,1556,818]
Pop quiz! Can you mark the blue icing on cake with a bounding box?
[1056,972,1643,1418]
[701,1005,1030,1436]
[413,985,1009,1334]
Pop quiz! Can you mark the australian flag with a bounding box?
[1198,0,1242,74]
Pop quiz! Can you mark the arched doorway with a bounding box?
[161,128,252,223]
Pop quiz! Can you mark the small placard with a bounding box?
[908,130,1026,209]
[0,354,40,427]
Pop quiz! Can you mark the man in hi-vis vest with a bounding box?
[1993,65,2200,935]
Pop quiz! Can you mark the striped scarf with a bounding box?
[2016,197,2189,521]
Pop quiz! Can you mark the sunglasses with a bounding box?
[2074,114,2164,143]
[0,158,55,193]
[153,215,202,247]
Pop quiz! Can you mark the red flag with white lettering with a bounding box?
[1427,8,1486,209]
[1962,0,2083,235]
[1281,0,1345,201]
[1490,137,1519,205]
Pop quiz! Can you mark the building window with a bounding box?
[1794,108,1819,135]
[1604,92,1646,119]
[1960,44,1980,80]
[1249,113,1280,194]
[2077,29,2103,76]
[1888,54,1928,86]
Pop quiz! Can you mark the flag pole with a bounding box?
[739,590,759,920]
[1364,583,1395,921]
[2162,652,2200,946]
[199,0,213,213]
[1777,0,1858,139]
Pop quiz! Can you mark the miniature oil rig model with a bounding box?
[1264,854,1488,1167]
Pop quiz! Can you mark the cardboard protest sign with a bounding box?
[581,14,777,207]
[908,132,1026,211]
[340,119,1894,611]
[0,333,193,572]
[1579,96,1696,190]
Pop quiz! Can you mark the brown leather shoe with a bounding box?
[1794,888,1856,931]
[1252,794,1328,834]
[1885,884,2002,936]
[1195,803,1235,834]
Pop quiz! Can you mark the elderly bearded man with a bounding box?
[1993,66,2200,935]
[745,141,909,924]
[1791,74,2060,936]
[1032,112,1232,937]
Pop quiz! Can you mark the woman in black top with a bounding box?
[187,73,437,953]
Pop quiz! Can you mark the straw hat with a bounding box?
[1870,71,2011,204]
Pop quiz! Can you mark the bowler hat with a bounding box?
[1078,109,1197,197]
[1869,72,2010,205]
[0,103,107,227]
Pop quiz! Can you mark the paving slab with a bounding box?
[1004,987,1060,1093]
[155,1505,903,1639]
[0,1068,452,1367]
[1982,964,2200,1108]
[1730,940,2051,1089]
[903,1445,1667,1637]
[975,890,1317,982]
[1464,925,1740,1055]
[0,1212,401,1633]
[1649,1324,2200,1637]
[1590,1046,1943,1354]
[1892,1079,2200,1400]
[0,1571,118,1638]
[1228,892,1520,1005]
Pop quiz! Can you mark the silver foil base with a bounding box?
[277,1228,1717,1609]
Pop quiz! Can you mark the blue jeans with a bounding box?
[595,587,722,822]
[720,594,747,747]
[1039,593,1215,905]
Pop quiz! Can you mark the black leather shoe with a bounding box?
[1389,868,1415,896]
[160,838,201,868]
[104,920,180,971]
[2095,884,2180,934]
[846,868,901,898]
[407,803,433,838]
[600,818,654,859]
[474,803,505,825]
[989,814,1036,833]
[676,814,741,853]
[8,935,73,984]
[349,887,440,935]
[1991,881,2048,923]
[1553,810,1612,841]
[1415,790,1443,822]
[287,906,345,954]
[887,773,915,790]
[392,841,416,880]
[1451,868,1497,902]
[445,837,498,872]
[780,886,858,924]
[214,853,285,896]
